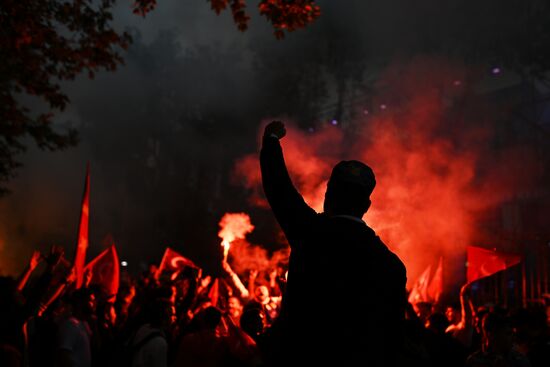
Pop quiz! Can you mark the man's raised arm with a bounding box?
[260,121,316,243]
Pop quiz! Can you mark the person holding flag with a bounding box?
[260,121,407,366]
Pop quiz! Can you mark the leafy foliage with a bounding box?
[0,0,131,193]
[135,0,321,38]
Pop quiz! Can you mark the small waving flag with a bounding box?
[466,246,521,283]
[85,244,120,300]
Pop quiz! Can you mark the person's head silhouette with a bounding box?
[323,160,376,218]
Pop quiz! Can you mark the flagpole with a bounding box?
[521,259,527,308]
[543,243,549,295]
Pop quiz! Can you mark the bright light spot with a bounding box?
[380,104,387,110]
[453,80,462,86]
[121,261,128,267]
[331,119,338,126]
[491,67,501,75]
[363,109,369,115]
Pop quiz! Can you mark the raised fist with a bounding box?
[264,121,286,140]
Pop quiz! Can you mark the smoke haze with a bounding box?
[0,1,547,295]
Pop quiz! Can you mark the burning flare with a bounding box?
[218,213,255,260]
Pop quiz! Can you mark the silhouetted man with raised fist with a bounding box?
[260,121,407,366]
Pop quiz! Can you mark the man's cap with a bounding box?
[328,160,376,196]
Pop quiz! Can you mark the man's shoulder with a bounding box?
[368,234,407,281]
[134,324,165,347]
[58,316,84,333]
[465,350,487,366]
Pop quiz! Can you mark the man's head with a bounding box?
[254,285,270,305]
[70,288,96,319]
[482,312,513,353]
[240,308,266,338]
[445,305,461,325]
[144,299,176,329]
[426,312,450,335]
[147,263,158,276]
[324,160,376,217]
[228,296,243,318]
[197,306,222,331]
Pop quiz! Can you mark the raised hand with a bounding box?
[222,260,233,274]
[264,121,286,140]
[29,250,43,270]
[45,245,64,269]
[84,268,93,287]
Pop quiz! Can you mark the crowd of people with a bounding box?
[0,248,549,367]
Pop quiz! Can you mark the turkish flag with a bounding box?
[427,257,443,303]
[466,246,521,283]
[85,244,119,300]
[156,247,199,279]
[408,265,432,304]
[73,165,90,289]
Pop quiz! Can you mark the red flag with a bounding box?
[466,246,521,283]
[408,265,432,304]
[208,278,219,307]
[73,165,90,289]
[84,244,119,300]
[156,247,199,279]
[427,257,443,303]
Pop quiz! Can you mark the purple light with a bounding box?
[380,104,387,110]
[308,127,315,133]
[331,119,338,125]
[491,67,501,75]
[363,109,369,115]
[453,80,462,86]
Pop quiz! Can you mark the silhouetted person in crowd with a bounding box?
[512,308,550,367]
[425,312,468,367]
[0,277,24,367]
[260,121,407,366]
[447,284,476,350]
[466,312,531,367]
[174,307,230,367]
[240,307,266,342]
[56,288,96,367]
[131,299,175,367]
[227,296,244,325]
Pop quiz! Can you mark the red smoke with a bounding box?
[233,57,541,288]
[218,212,289,274]
[218,212,255,260]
